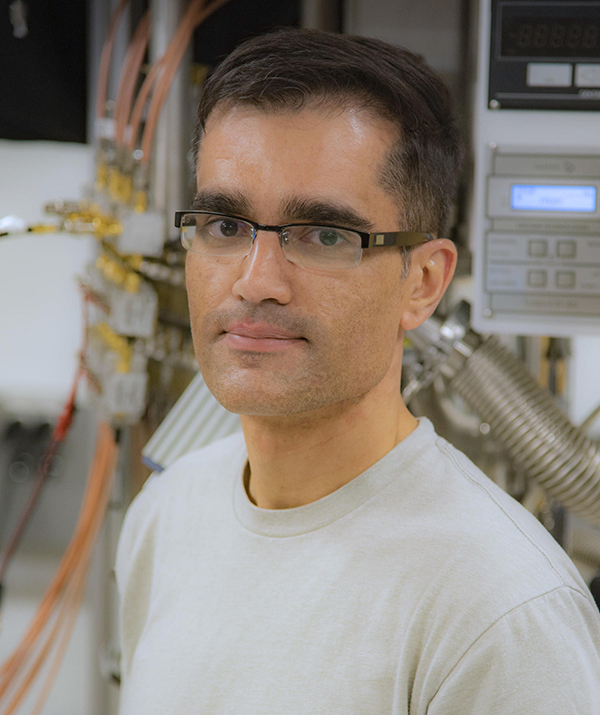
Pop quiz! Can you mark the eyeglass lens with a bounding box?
[180,213,363,269]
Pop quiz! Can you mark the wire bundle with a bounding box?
[0,371,82,607]
[95,0,233,211]
[98,0,235,163]
[0,423,118,715]
[114,10,152,151]
[128,0,233,164]
[95,0,131,125]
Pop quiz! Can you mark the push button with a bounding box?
[526,63,572,87]
[575,64,600,88]
[556,271,576,289]
[557,240,576,259]
[528,270,547,288]
[528,239,548,258]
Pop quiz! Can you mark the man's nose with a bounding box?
[231,230,294,305]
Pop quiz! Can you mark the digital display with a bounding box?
[501,5,600,58]
[511,185,597,212]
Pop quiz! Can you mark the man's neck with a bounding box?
[240,375,418,510]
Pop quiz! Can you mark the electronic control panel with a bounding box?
[470,0,600,335]
[489,0,600,111]
[480,148,600,329]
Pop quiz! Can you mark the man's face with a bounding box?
[186,104,416,417]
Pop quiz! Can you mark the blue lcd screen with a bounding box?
[511,184,597,213]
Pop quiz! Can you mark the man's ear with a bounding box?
[399,239,457,331]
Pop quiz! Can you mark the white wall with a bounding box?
[0,140,96,413]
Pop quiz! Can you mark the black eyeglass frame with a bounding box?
[174,210,434,249]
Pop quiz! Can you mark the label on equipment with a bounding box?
[510,185,597,212]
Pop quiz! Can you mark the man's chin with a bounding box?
[205,379,328,418]
[210,391,313,418]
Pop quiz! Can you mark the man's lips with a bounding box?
[221,321,305,351]
[224,321,304,340]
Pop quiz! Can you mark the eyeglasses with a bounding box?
[174,210,433,270]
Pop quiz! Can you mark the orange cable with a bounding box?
[2,556,88,715]
[30,552,90,715]
[126,0,204,155]
[125,56,166,154]
[131,0,233,163]
[0,429,107,685]
[0,466,99,694]
[115,11,152,148]
[0,366,80,591]
[0,425,116,701]
[32,432,118,715]
[30,555,90,715]
[140,0,210,164]
[0,425,118,714]
[95,0,130,120]
[0,295,91,688]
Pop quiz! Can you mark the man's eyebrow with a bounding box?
[280,196,375,232]
[191,190,251,216]
[190,191,376,231]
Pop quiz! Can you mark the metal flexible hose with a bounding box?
[408,309,600,527]
[450,337,600,527]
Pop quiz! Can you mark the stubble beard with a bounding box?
[191,299,397,418]
[197,342,363,417]
[193,324,388,419]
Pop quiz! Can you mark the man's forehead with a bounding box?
[198,102,399,170]
[194,104,401,229]
[203,99,393,133]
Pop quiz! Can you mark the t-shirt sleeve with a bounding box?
[427,586,600,715]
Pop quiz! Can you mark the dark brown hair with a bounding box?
[193,28,463,238]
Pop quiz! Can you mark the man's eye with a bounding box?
[207,219,242,238]
[316,229,343,246]
[295,227,346,247]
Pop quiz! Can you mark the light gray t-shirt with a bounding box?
[116,418,600,714]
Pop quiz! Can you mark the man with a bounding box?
[116,29,600,713]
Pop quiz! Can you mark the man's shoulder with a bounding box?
[383,422,599,660]
[146,429,245,489]
[115,430,246,576]
[124,430,246,528]
[386,420,589,601]
[419,425,589,598]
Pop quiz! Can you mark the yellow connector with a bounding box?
[94,218,122,238]
[96,250,141,294]
[133,190,147,214]
[124,272,141,294]
[108,167,121,201]
[94,322,132,373]
[120,174,133,204]
[126,254,143,271]
[96,163,108,191]
[29,224,59,234]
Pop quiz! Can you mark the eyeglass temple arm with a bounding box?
[364,231,434,249]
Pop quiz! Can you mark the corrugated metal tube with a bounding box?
[449,336,600,527]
